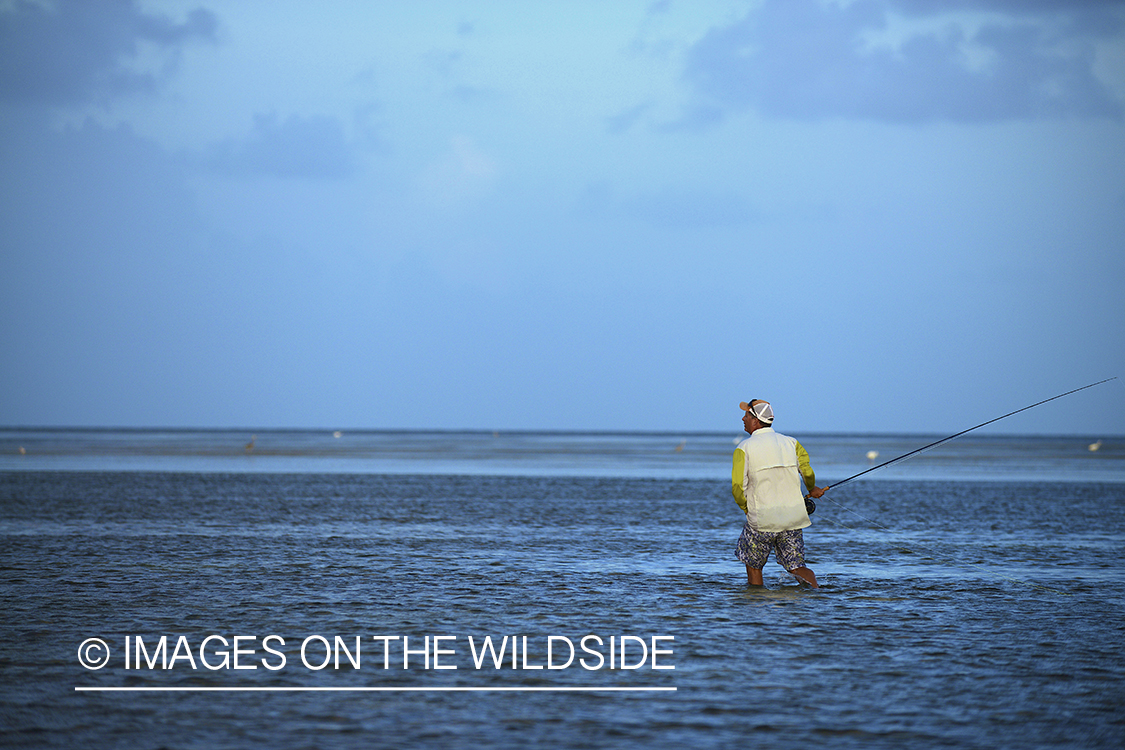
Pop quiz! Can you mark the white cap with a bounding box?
[739,400,774,424]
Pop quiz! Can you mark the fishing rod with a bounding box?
[805,377,1117,507]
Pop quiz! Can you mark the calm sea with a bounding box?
[1,429,1123,749]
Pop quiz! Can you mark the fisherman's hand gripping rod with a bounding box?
[802,378,1116,514]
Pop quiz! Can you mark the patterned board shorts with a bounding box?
[735,524,806,571]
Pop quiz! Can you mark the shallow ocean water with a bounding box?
[1,430,1123,749]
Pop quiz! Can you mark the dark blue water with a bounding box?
[1,430,1123,748]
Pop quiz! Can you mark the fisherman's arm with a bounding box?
[731,448,748,514]
[795,441,816,491]
[796,440,828,498]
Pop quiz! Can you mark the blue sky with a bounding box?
[2,0,1123,435]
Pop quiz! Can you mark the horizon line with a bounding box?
[4,425,1121,439]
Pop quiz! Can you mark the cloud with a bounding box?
[605,102,653,134]
[895,0,1123,21]
[0,0,217,105]
[415,135,497,208]
[202,113,359,179]
[683,0,1124,123]
[576,180,756,229]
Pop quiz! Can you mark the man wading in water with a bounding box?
[732,399,826,588]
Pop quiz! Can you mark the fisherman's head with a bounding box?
[740,399,774,433]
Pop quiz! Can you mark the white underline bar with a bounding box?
[75,686,676,692]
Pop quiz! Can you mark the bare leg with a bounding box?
[745,565,764,586]
[789,566,819,588]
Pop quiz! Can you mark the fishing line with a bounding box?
[818,377,1117,495]
[805,378,1117,594]
[813,493,1072,595]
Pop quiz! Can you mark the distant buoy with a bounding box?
[866,450,879,462]
[1089,440,1103,452]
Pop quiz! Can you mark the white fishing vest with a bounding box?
[734,428,811,532]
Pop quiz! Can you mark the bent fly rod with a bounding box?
[805,377,1117,507]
